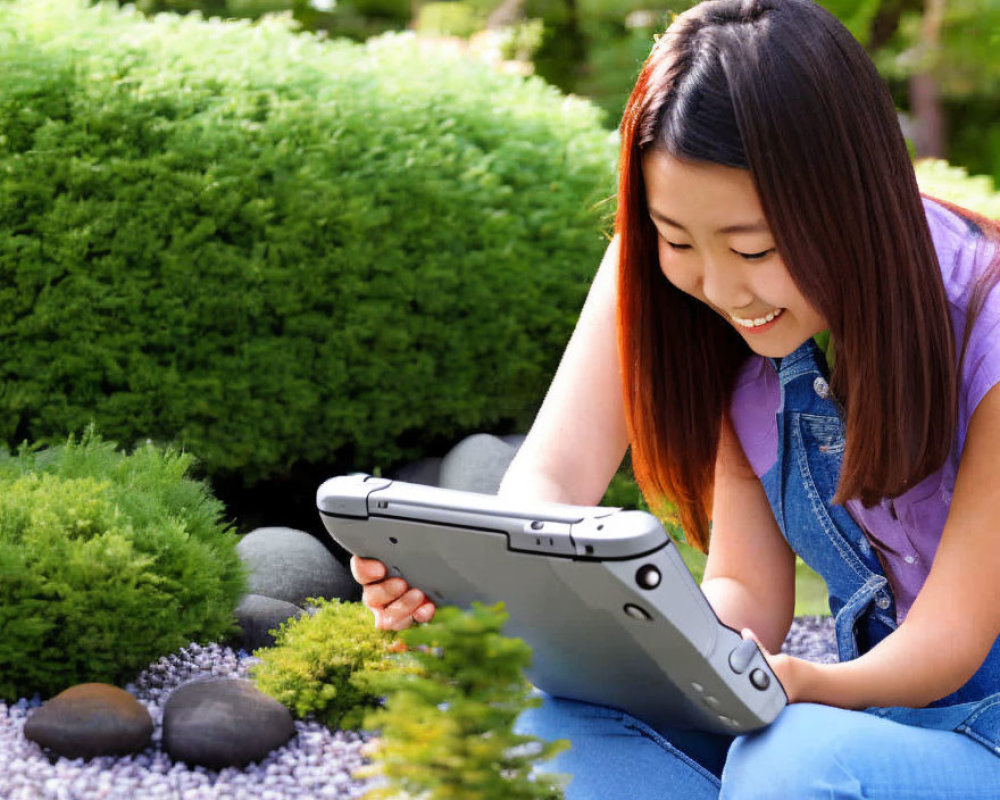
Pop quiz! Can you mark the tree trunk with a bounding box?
[910,0,946,159]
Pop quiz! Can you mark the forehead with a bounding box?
[640,150,765,228]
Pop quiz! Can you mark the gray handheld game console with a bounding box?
[317,473,787,735]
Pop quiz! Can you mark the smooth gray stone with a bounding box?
[233,594,305,651]
[391,456,443,487]
[236,527,356,607]
[499,433,527,451]
[162,678,295,769]
[24,683,153,759]
[438,433,518,494]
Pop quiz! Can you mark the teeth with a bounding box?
[733,308,784,328]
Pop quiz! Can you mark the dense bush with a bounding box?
[0,430,246,700]
[914,159,1000,219]
[249,597,413,729]
[0,0,617,486]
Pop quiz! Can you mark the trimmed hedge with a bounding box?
[0,431,246,700]
[0,0,617,484]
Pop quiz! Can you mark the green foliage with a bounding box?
[0,0,616,486]
[360,602,569,800]
[249,597,412,729]
[0,429,246,700]
[915,159,1000,220]
[415,2,484,37]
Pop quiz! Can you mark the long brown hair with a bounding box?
[616,0,1000,551]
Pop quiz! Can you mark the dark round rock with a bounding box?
[391,456,443,487]
[233,593,306,651]
[236,526,358,606]
[23,683,153,760]
[162,678,295,769]
[439,433,519,494]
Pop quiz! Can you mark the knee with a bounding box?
[719,704,864,800]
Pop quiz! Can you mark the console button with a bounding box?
[635,564,661,590]
[623,603,652,621]
[728,638,758,674]
[750,669,771,691]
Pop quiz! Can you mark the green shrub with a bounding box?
[359,602,569,800]
[415,2,484,37]
[248,597,412,729]
[0,430,246,700]
[0,0,617,486]
[915,159,1000,219]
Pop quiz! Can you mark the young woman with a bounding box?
[352,0,1000,796]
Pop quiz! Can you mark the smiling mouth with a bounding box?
[730,307,785,328]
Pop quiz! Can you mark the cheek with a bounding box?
[657,244,700,296]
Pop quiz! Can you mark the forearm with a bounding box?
[496,456,576,505]
[795,615,984,710]
[700,576,791,655]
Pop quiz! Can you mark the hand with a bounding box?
[350,555,437,631]
[739,627,813,704]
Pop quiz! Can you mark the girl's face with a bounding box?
[641,150,828,359]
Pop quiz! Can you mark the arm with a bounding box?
[498,235,630,506]
[780,383,1000,708]
[701,413,797,655]
[359,236,628,629]
[500,236,796,651]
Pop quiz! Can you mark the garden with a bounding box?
[1,0,998,797]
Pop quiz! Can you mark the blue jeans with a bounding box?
[514,692,1000,799]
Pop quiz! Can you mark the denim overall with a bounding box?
[760,336,1000,758]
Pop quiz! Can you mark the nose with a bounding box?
[700,256,754,313]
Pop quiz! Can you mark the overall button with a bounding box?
[813,376,831,398]
[875,595,891,610]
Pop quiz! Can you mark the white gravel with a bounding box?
[0,643,375,800]
[1,617,837,799]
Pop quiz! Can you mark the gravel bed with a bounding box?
[0,643,375,800]
[1,617,836,799]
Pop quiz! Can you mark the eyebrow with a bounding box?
[648,209,770,235]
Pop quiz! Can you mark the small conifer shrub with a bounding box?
[0,430,246,701]
[248,597,414,730]
[359,602,570,800]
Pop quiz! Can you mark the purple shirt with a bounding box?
[730,197,1000,625]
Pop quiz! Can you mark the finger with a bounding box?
[351,556,387,585]
[381,588,427,631]
[741,627,768,654]
[361,577,409,610]
[413,601,436,624]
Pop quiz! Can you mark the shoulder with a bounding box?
[922,196,1000,450]
[922,195,997,309]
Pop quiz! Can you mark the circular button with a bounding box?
[635,564,662,590]
[876,594,891,610]
[691,682,704,693]
[813,376,830,398]
[530,520,544,530]
[750,669,771,691]
[703,695,720,709]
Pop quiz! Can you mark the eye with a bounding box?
[734,248,775,261]
[667,242,691,251]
